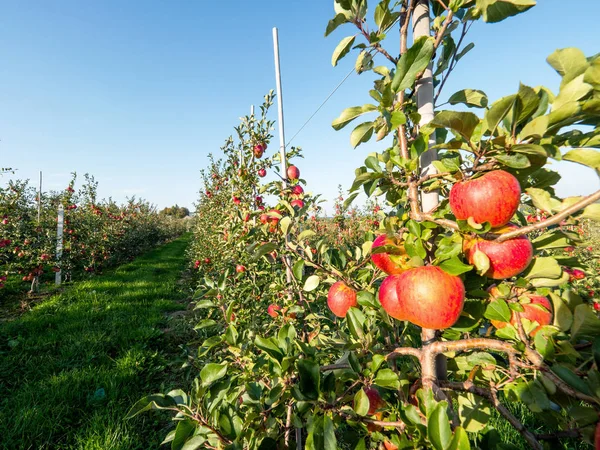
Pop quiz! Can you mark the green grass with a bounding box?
[0,234,194,450]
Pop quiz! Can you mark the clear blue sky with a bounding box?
[1,0,599,212]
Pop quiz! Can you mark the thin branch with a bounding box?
[386,347,423,360]
[440,381,543,450]
[433,11,454,50]
[321,363,351,372]
[493,189,600,242]
[418,212,460,230]
[434,21,472,105]
[285,403,293,449]
[337,410,407,431]
[355,20,398,64]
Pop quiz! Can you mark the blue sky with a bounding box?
[1,0,599,212]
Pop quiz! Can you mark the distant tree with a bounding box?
[159,204,190,218]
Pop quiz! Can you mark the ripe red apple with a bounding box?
[235,264,246,273]
[258,168,267,177]
[363,387,385,415]
[233,196,241,205]
[290,199,304,208]
[254,142,266,158]
[287,165,300,180]
[327,281,358,318]
[267,304,281,318]
[291,185,304,196]
[488,286,552,336]
[204,258,211,264]
[463,224,533,279]
[378,266,465,329]
[371,234,411,275]
[449,170,521,227]
[259,214,269,224]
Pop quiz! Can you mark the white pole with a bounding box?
[56,204,64,286]
[414,0,438,212]
[272,27,288,185]
[37,171,42,224]
[250,105,255,116]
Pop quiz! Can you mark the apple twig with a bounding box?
[418,212,460,230]
[386,347,423,360]
[433,10,454,51]
[337,410,407,431]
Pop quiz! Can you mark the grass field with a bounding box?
[0,234,193,450]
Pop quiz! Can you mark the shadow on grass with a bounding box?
[0,235,194,450]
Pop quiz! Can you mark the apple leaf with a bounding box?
[483,94,517,134]
[392,36,434,92]
[495,153,531,169]
[332,104,378,130]
[562,148,600,171]
[457,393,492,432]
[350,121,375,148]
[439,257,473,276]
[353,389,370,416]
[325,13,349,37]
[485,298,511,322]
[200,363,228,387]
[549,292,573,332]
[427,403,452,450]
[472,249,490,276]
[429,110,480,141]
[448,89,489,108]
[582,203,600,221]
[476,0,536,24]
[303,275,320,292]
[292,259,305,281]
[570,304,600,341]
[331,35,356,67]
[446,427,470,450]
[522,257,562,280]
[293,359,320,401]
[551,364,593,396]
[547,47,589,87]
[125,394,177,419]
[373,368,400,390]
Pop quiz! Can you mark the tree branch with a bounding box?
[386,347,423,360]
[418,212,460,230]
[433,11,454,50]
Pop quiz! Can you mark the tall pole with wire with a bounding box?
[272,28,288,186]
[37,171,42,224]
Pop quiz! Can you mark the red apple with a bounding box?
[463,224,533,279]
[287,165,300,180]
[327,281,358,318]
[259,214,269,224]
[378,266,465,329]
[233,196,241,205]
[290,199,304,208]
[254,142,266,158]
[449,170,521,227]
[258,168,267,177]
[488,286,552,336]
[204,258,211,264]
[291,185,304,196]
[364,387,385,415]
[235,264,246,273]
[595,421,600,450]
[267,304,281,318]
[371,234,411,275]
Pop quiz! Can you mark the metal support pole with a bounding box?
[272,27,288,185]
[37,171,42,224]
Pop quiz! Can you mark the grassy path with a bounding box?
[0,235,193,450]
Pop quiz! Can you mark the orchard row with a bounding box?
[0,173,186,294]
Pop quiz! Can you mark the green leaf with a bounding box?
[172,419,196,450]
[547,47,589,87]
[293,259,305,280]
[448,89,488,108]
[483,94,517,134]
[373,368,400,390]
[428,403,452,450]
[553,75,593,110]
[332,104,378,130]
[392,36,435,92]
[526,188,562,214]
[571,304,600,340]
[476,0,536,23]
[353,389,370,416]
[254,242,278,260]
[346,307,365,339]
[472,249,490,276]
[563,148,600,170]
[298,230,316,241]
[255,336,284,361]
[582,203,600,221]
[200,363,228,386]
[350,121,375,148]
[181,436,206,450]
[522,257,562,280]
[532,230,571,250]
[332,36,356,67]
[495,153,530,169]
[439,257,473,276]
[323,415,336,450]
[303,275,320,292]
[280,216,292,234]
[125,394,177,419]
[295,359,321,401]
[534,326,556,359]
[325,13,349,37]
[429,110,480,140]
[485,298,511,322]
[551,364,593,396]
[447,427,471,450]
[458,393,492,432]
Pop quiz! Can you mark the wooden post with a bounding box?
[37,171,42,224]
[413,0,447,383]
[56,204,64,286]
